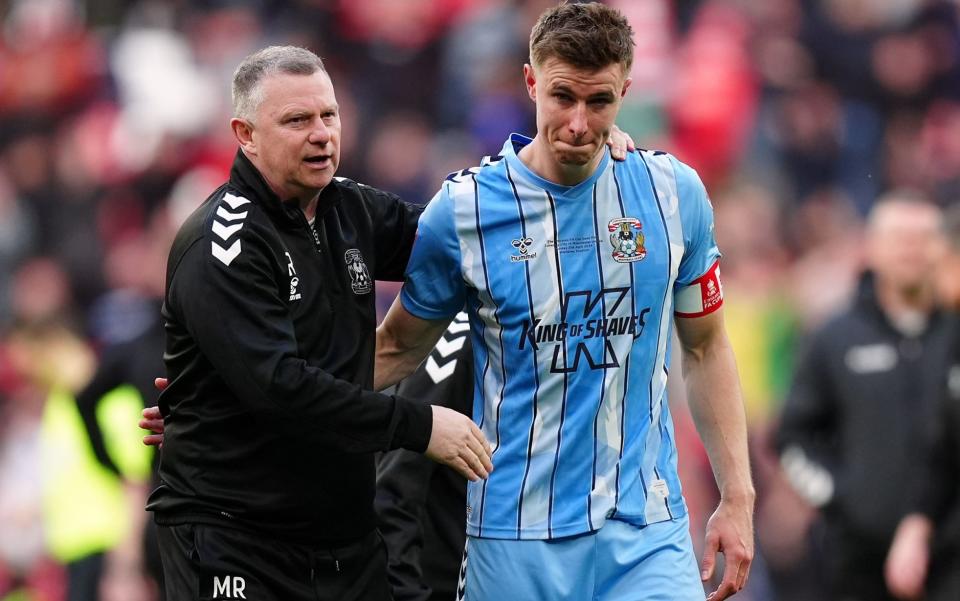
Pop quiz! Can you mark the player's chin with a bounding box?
[555,149,595,166]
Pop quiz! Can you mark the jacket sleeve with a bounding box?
[75,346,129,477]
[362,184,424,281]
[776,328,842,508]
[376,329,473,601]
[167,217,432,454]
[913,394,960,520]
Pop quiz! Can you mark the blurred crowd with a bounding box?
[2,0,960,600]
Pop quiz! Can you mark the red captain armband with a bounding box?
[674,260,723,318]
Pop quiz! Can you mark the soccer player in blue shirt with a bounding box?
[375,3,754,600]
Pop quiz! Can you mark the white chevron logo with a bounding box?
[212,220,243,241]
[435,334,466,357]
[223,193,251,210]
[217,206,248,222]
[212,240,241,266]
[448,320,470,334]
[426,355,457,384]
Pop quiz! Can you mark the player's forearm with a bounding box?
[375,297,452,391]
[375,327,431,391]
[682,333,754,502]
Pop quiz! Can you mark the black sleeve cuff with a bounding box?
[390,395,433,453]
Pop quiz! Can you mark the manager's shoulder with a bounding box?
[334,176,396,202]
[169,185,268,270]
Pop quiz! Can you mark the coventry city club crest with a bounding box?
[608,217,646,263]
[344,249,372,295]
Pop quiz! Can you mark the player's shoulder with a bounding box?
[631,148,699,182]
[442,153,506,190]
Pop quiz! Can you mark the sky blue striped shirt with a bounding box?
[401,134,722,539]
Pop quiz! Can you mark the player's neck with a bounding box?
[518,137,603,187]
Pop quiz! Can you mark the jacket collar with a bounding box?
[854,270,942,337]
[227,149,343,226]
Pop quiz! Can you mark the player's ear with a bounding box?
[620,76,632,98]
[523,64,537,103]
[231,118,257,155]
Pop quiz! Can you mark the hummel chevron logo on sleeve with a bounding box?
[434,334,467,357]
[217,206,248,222]
[426,312,469,384]
[448,320,470,334]
[212,221,243,241]
[210,193,251,266]
[212,240,242,266]
[222,192,251,209]
[425,355,456,383]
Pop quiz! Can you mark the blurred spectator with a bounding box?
[885,203,960,601]
[777,192,950,601]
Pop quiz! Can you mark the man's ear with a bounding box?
[620,76,633,98]
[231,118,256,155]
[523,63,537,103]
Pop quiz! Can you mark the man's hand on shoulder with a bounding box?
[425,405,493,481]
[607,124,637,161]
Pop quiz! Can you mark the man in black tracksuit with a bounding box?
[147,46,491,601]
[376,312,473,601]
[885,205,960,601]
[777,194,949,601]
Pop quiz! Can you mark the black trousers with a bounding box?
[821,522,896,601]
[157,523,391,601]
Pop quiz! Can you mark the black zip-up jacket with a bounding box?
[912,319,960,592]
[147,150,432,543]
[777,272,953,543]
[376,313,472,601]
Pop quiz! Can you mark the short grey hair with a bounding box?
[232,46,327,121]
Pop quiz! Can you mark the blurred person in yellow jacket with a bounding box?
[4,320,152,601]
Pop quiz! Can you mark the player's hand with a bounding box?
[701,496,754,600]
[426,405,493,481]
[885,514,932,600]
[140,404,165,447]
[607,124,636,161]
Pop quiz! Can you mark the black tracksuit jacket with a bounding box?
[376,314,472,601]
[147,150,432,544]
[777,273,953,544]
[912,321,960,600]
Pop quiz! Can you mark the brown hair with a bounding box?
[529,2,635,73]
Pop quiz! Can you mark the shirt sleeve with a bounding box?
[167,213,432,454]
[776,328,842,508]
[671,158,723,317]
[399,186,465,320]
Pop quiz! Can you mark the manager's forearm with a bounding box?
[683,335,754,501]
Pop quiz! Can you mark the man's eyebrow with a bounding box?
[548,83,615,100]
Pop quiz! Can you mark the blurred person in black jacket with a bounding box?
[376,312,472,601]
[885,204,960,601]
[777,191,949,601]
